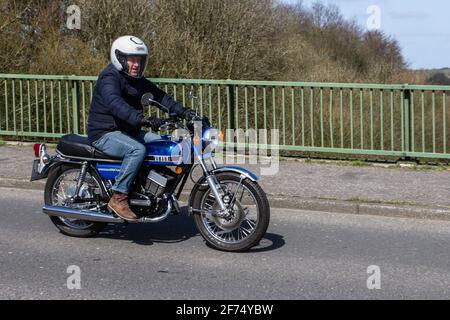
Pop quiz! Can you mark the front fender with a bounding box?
[187,166,259,210]
[211,166,259,182]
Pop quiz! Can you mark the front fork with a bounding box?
[196,156,246,219]
[197,155,228,211]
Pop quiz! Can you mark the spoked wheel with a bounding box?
[192,173,270,252]
[44,165,107,237]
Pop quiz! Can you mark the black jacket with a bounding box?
[87,64,186,144]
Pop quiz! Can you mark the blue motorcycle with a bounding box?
[31,93,270,251]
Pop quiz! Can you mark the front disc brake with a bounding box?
[211,200,245,232]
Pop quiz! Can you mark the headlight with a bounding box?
[202,128,223,148]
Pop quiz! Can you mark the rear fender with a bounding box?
[38,158,111,199]
[30,158,59,181]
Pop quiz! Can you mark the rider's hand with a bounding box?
[183,109,210,128]
[182,109,198,122]
[141,116,165,131]
[201,115,211,128]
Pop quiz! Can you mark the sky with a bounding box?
[282,0,450,70]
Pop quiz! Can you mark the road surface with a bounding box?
[0,187,449,299]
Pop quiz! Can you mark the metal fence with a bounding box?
[1,73,450,160]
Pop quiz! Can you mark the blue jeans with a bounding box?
[92,130,161,194]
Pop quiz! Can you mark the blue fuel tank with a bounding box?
[96,136,185,181]
[144,137,183,165]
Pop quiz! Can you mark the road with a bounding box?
[0,187,449,300]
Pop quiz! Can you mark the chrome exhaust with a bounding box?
[43,194,177,224]
[43,205,123,223]
[139,194,173,223]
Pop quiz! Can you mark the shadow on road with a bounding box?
[202,232,285,253]
[247,233,285,253]
[98,208,198,245]
[97,206,285,252]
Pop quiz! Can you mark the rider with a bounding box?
[87,35,208,221]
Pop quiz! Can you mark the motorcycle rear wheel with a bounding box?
[44,164,107,238]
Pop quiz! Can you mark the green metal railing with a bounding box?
[1,73,450,160]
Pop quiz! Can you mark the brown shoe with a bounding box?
[108,192,138,221]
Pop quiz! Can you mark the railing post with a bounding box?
[226,79,236,131]
[72,79,80,134]
[226,79,236,148]
[403,85,412,154]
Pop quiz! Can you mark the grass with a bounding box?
[381,163,450,171]
[0,139,5,146]
[345,197,417,206]
[410,165,448,171]
[296,157,450,171]
[299,158,372,167]
[351,160,367,167]
[346,197,382,204]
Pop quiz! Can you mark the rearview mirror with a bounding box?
[141,92,169,113]
[141,93,154,107]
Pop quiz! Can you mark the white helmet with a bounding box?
[110,35,149,78]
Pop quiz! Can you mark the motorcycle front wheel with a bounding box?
[191,172,270,252]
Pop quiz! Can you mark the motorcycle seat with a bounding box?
[56,134,121,161]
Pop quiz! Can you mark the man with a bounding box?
[87,35,208,221]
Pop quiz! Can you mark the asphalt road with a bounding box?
[0,187,449,300]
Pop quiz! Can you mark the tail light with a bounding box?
[34,143,50,164]
[33,143,41,157]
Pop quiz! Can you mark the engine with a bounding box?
[129,168,177,216]
[145,170,169,197]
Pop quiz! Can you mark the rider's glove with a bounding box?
[182,109,211,128]
[182,109,198,122]
[141,116,165,131]
[201,115,211,128]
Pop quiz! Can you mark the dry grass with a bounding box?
[2,0,437,158]
[0,0,410,83]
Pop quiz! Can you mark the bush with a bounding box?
[1,0,410,83]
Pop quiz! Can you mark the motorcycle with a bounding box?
[30,92,270,251]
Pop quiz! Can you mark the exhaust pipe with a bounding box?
[139,194,173,223]
[43,205,123,223]
[43,194,177,224]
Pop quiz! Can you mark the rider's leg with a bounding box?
[136,130,161,144]
[92,131,146,220]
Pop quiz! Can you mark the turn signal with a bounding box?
[218,131,225,141]
[175,167,183,175]
[193,135,201,146]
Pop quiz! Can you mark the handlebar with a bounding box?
[141,93,210,131]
